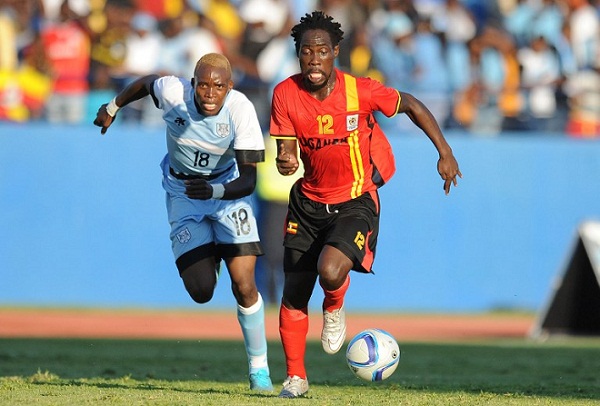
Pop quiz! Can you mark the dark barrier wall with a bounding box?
[1,123,599,311]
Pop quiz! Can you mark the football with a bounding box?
[345,328,400,382]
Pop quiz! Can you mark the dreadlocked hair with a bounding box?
[291,10,344,54]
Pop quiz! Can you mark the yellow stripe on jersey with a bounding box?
[344,74,365,198]
[394,89,402,116]
[344,74,359,112]
[348,130,365,198]
[270,135,296,140]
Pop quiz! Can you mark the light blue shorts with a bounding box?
[161,160,261,261]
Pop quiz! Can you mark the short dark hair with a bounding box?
[290,10,344,54]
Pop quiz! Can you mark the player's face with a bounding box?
[298,29,339,92]
[192,64,233,116]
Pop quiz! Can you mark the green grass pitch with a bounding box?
[1,337,600,405]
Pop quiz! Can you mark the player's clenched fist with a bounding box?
[184,179,214,200]
[275,142,299,176]
[93,104,115,135]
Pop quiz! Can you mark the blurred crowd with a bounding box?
[0,0,599,136]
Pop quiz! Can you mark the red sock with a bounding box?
[321,274,350,312]
[279,304,309,379]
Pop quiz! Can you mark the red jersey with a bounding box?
[270,68,399,204]
[41,21,90,94]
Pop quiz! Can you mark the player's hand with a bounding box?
[184,179,213,200]
[275,143,299,176]
[93,104,115,135]
[437,155,462,195]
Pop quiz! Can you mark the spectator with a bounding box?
[371,12,416,125]
[0,3,52,122]
[503,0,537,48]
[41,0,90,21]
[1,0,597,134]
[413,0,444,19]
[372,13,451,133]
[3,0,44,57]
[560,0,600,136]
[88,0,136,91]
[563,68,600,137]
[0,6,18,70]
[153,16,188,77]
[155,12,222,79]
[529,0,565,49]
[565,0,599,70]
[201,0,245,52]
[431,0,477,128]
[458,26,525,134]
[285,0,317,22]
[41,0,91,124]
[116,11,162,124]
[317,0,370,71]
[371,11,415,92]
[121,12,161,78]
[410,17,452,129]
[518,34,563,131]
[182,12,224,77]
[137,0,185,20]
[227,0,291,126]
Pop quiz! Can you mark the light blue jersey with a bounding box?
[153,76,265,176]
[151,76,265,260]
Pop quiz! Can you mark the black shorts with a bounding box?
[283,180,380,274]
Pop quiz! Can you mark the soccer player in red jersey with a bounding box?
[269,11,462,398]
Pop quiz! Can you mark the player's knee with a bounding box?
[185,283,215,304]
[318,266,347,290]
[317,247,352,289]
[231,279,257,305]
[181,267,217,304]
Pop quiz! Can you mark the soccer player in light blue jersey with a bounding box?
[93,53,273,392]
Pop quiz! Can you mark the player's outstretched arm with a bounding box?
[397,91,462,194]
[93,74,160,134]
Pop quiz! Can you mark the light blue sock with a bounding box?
[237,293,269,374]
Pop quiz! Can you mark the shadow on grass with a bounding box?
[28,378,276,399]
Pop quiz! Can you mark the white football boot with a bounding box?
[321,305,346,354]
[278,375,309,398]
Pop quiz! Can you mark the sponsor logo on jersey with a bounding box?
[216,123,230,137]
[298,137,348,151]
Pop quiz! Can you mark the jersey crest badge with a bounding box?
[176,227,191,244]
[346,114,358,131]
[216,123,230,138]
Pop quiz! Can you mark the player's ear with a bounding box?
[190,78,195,87]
